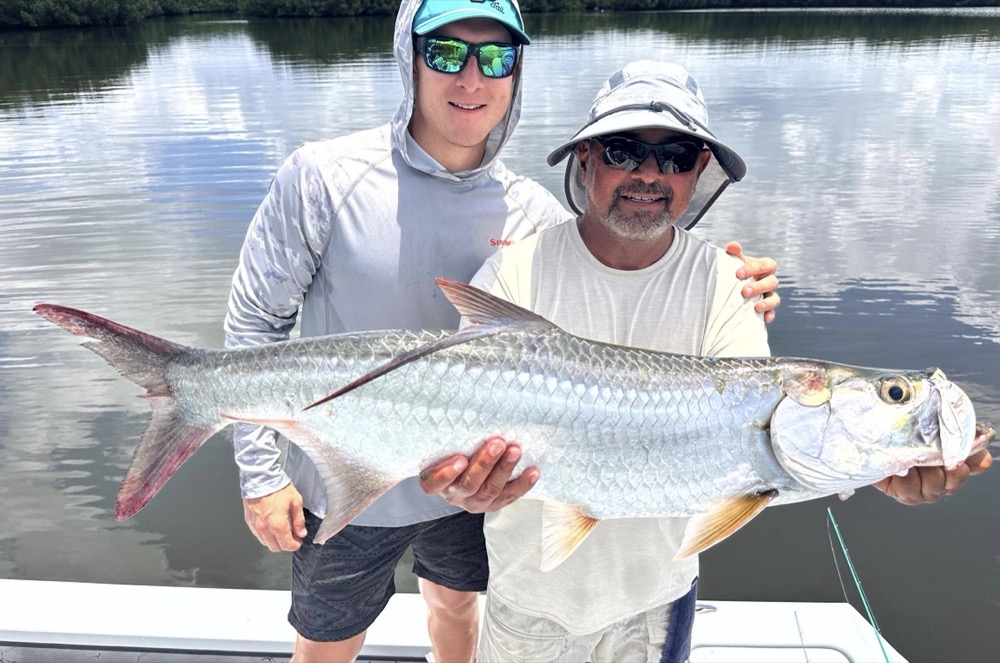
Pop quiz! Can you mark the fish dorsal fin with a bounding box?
[674,490,778,560]
[436,278,555,332]
[304,280,555,411]
[541,501,600,572]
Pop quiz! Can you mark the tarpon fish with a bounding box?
[34,279,991,571]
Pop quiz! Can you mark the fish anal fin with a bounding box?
[224,414,401,544]
[541,501,600,572]
[674,490,778,560]
[314,477,394,544]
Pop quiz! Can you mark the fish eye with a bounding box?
[878,376,913,404]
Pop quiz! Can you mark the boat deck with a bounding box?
[0,578,906,662]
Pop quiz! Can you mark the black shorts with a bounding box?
[288,509,488,642]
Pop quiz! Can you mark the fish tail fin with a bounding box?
[33,303,217,519]
[117,407,219,519]
[33,303,187,392]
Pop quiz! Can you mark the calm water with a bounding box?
[2,8,1000,661]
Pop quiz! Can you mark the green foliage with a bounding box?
[2,0,154,28]
[158,0,236,13]
[235,0,397,18]
[523,0,1000,6]
[3,0,999,30]
[0,0,235,28]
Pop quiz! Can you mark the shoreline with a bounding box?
[4,0,1000,32]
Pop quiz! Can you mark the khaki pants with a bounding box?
[476,590,692,663]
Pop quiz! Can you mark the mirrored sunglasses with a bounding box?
[415,36,519,79]
[594,136,705,174]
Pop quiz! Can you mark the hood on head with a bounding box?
[547,60,746,229]
[391,0,527,180]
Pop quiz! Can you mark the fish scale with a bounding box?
[33,278,986,570]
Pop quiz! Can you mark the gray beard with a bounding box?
[600,187,676,241]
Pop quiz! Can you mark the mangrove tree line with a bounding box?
[3,0,998,30]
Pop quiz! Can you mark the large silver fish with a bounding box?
[34,279,990,571]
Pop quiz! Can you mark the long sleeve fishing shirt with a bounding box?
[222,0,573,526]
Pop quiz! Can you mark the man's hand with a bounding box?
[419,436,539,513]
[873,441,993,505]
[726,241,781,324]
[243,483,308,552]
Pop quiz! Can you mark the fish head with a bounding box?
[770,362,977,495]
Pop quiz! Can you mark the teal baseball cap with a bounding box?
[413,0,531,45]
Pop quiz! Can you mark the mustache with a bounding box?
[613,182,673,202]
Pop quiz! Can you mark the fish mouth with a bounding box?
[978,423,997,445]
[927,369,977,468]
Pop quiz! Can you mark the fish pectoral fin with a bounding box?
[674,490,778,560]
[540,501,600,572]
[223,415,399,544]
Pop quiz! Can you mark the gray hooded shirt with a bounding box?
[223,0,573,526]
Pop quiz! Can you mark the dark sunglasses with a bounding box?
[594,136,705,174]
[415,36,519,79]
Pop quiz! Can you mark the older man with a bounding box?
[463,59,769,663]
[420,59,991,662]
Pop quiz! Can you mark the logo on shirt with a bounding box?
[490,238,514,247]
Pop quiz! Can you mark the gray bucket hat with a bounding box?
[547,60,746,230]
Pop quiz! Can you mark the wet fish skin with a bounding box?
[33,279,984,569]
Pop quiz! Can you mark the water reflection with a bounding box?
[1,9,999,662]
[701,283,1000,663]
[245,16,395,63]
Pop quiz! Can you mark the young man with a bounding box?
[224,2,780,661]
[421,59,992,662]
